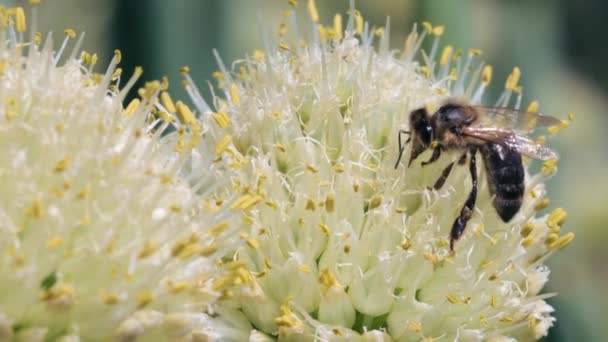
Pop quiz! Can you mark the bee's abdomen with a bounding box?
[481,144,524,222]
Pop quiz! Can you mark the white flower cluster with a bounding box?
[0,6,247,341]
[178,1,574,341]
[0,1,574,341]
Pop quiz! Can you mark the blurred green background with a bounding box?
[5,0,607,340]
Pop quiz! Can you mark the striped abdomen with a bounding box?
[481,143,525,222]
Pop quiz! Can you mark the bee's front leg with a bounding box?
[450,148,478,251]
[432,153,467,190]
[394,130,411,169]
[421,146,442,166]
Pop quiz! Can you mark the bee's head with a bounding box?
[408,108,434,165]
[409,108,433,147]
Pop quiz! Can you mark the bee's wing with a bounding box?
[473,106,562,134]
[462,126,558,161]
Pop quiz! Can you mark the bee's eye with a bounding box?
[420,125,433,145]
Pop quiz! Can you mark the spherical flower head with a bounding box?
[181,2,574,341]
[0,6,244,341]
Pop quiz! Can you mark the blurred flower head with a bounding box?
[179,1,574,340]
[0,5,246,341]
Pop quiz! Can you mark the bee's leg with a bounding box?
[394,130,411,169]
[432,163,454,190]
[421,146,441,166]
[450,148,478,251]
[432,153,467,190]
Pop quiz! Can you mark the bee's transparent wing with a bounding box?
[473,106,562,134]
[462,126,558,161]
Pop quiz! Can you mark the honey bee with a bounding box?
[395,100,560,251]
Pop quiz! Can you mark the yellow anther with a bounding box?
[47,236,64,250]
[137,291,154,308]
[420,66,430,78]
[230,83,240,105]
[481,260,493,268]
[545,233,559,248]
[318,267,339,290]
[138,240,157,259]
[298,265,311,274]
[527,100,539,113]
[305,198,316,211]
[400,239,411,250]
[279,22,288,37]
[505,67,521,91]
[481,65,492,86]
[253,50,265,62]
[307,0,319,22]
[101,292,119,305]
[212,111,231,128]
[230,194,263,210]
[306,164,319,173]
[354,10,363,34]
[208,222,228,236]
[469,48,482,55]
[332,163,345,173]
[541,159,558,176]
[447,294,459,304]
[490,295,498,308]
[214,135,233,155]
[520,223,535,237]
[325,194,335,213]
[547,125,560,135]
[369,195,382,210]
[288,0,298,6]
[449,68,458,81]
[333,14,343,40]
[159,76,169,91]
[62,28,76,39]
[25,198,43,218]
[374,27,384,37]
[33,31,42,44]
[54,156,71,173]
[499,316,514,323]
[440,46,453,66]
[39,283,74,302]
[180,66,190,75]
[534,197,550,211]
[167,280,189,293]
[521,236,535,248]
[546,207,567,232]
[77,186,91,199]
[432,25,445,36]
[158,92,175,114]
[133,66,144,77]
[14,7,26,32]
[528,316,539,328]
[568,112,576,121]
[422,21,433,33]
[407,321,422,332]
[111,68,122,81]
[247,238,259,249]
[122,99,140,117]
[79,216,91,225]
[175,101,196,125]
[199,244,218,257]
[90,53,98,66]
[556,232,574,249]
[318,223,330,236]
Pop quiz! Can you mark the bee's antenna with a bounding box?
[394,130,411,169]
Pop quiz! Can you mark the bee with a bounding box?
[395,100,560,251]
